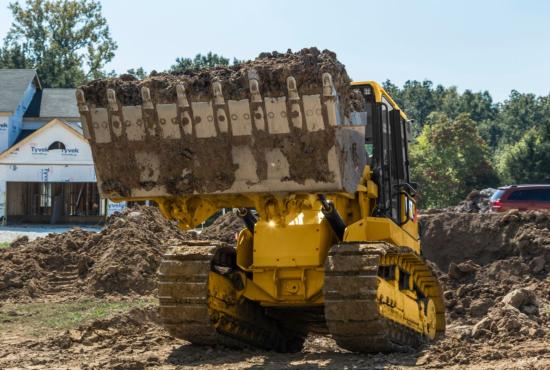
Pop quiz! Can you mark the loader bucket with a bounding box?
[77,55,366,199]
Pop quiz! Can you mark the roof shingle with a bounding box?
[0,69,39,113]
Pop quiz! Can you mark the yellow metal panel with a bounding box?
[344,217,420,253]
[245,267,324,305]
[253,222,331,267]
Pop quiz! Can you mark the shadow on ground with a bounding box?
[166,343,421,369]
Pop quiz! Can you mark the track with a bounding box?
[324,242,444,353]
[157,240,303,352]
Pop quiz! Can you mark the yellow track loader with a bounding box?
[76,49,445,352]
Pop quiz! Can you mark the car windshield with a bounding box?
[490,189,506,201]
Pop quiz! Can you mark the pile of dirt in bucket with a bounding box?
[419,210,550,366]
[81,47,352,113]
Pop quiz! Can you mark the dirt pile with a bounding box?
[424,188,497,214]
[82,47,352,113]
[0,206,187,299]
[0,207,247,300]
[199,211,245,244]
[419,210,550,366]
[450,188,496,213]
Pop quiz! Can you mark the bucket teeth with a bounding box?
[80,72,342,141]
[106,89,123,138]
[322,73,335,97]
[212,81,229,133]
[141,87,154,110]
[287,76,299,101]
[287,76,303,129]
[75,89,92,139]
[107,89,118,112]
[176,84,193,135]
[176,84,190,108]
[249,77,266,131]
[249,78,262,104]
[76,89,88,112]
[322,73,338,126]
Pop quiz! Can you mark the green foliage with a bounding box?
[0,44,32,68]
[492,90,550,146]
[410,113,499,208]
[383,79,496,131]
[0,0,117,87]
[383,80,437,128]
[497,127,550,184]
[126,67,147,80]
[169,52,243,73]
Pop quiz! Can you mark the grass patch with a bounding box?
[0,242,10,249]
[0,297,155,337]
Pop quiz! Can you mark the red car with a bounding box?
[490,185,550,212]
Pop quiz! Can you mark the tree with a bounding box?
[169,52,242,73]
[497,127,550,184]
[0,0,117,87]
[493,90,548,147]
[0,44,32,68]
[410,113,499,208]
[126,67,147,80]
[383,79,497,128]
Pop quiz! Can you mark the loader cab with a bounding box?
[349,81,416,227]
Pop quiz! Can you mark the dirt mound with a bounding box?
[419,210,550,366]
[199,211,245,244]
[0,206,187,299]
[424,188,497,214]
[85,207,188,295]
[82,47,352,113]
[0,207,247,300]
[420,210,550,270]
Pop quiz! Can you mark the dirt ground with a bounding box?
[1,207,549,369]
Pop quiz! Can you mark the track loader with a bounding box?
[76,49,445,352]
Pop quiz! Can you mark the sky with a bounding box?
[0,0,549,102]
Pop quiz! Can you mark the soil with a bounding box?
[199,211,245,244]
[0,206,187,300]
[419,210,550,367]
[1,207,549,369]
[82,48,351,110]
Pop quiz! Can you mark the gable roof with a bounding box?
[24,88,79,118]
[0,118,87,160]
[0,69,41,113]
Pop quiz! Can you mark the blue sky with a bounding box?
[1,0,549,101]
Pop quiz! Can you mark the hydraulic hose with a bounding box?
[318,194,346,241]
[235,208,257,233]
